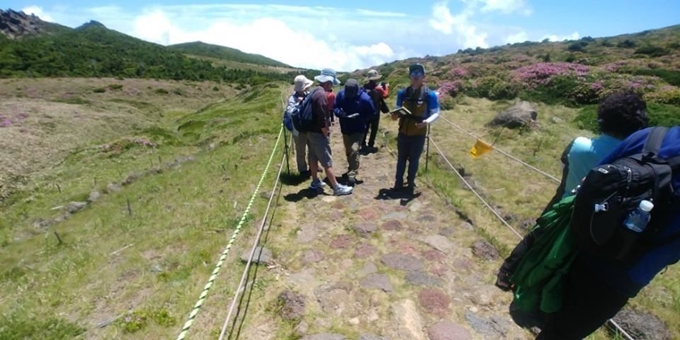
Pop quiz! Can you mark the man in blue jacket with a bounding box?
[334,78,376,186]
[391,63,440,193]
[535,126,680,339]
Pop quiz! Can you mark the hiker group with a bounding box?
[284,63,439,196]
[283,65,680,339]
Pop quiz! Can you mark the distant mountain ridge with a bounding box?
[169,41,291,68]
[0,8,310,82]
[0,9,69,39]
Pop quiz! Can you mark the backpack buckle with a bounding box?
[594,202,609,212]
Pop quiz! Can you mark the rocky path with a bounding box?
[239,127,532,340]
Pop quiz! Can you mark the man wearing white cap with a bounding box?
[285,74,314,178]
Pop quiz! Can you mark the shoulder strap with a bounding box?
[642,127,669,155]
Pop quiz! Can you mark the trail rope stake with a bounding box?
[282,91,291,175]
[175,125,284,340]
[425,124,431,173]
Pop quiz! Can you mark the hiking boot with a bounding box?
[309,178,327,191]
[347,176,357,186]
[368,146,379,153]
[333,184,353,196]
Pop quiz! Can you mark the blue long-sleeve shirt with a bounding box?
[584,126,680,297]
[333,89,375,135]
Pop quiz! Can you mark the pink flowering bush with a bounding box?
[438,80,464,98]
[448,67,468,79]
[512,62,591,89]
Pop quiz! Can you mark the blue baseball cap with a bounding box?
[409,63,425,78]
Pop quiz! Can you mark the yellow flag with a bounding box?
[470,139,493,159]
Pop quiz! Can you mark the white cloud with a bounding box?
[505,31,529,44]
[476,0,532,15]
[21,6,54,22]
[128,8,402,71]
[429,1,489,49]
[17,2,545,71]
[543,31,580,42]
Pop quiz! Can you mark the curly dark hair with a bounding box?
[597,92,650,138]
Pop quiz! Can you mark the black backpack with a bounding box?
[570,127,680,265]
[365,85,389,114]
[291,88,318,133]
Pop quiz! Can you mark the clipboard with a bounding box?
[389,107,412,117]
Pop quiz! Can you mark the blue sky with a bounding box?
[8,0,679,71]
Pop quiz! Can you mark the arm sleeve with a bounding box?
[333,92,343,117]
[423,90,441,124]
[395,89,404,108]
[363,95,376,117]
[285,95,297,115]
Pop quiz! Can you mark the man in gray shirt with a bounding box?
[307,68,353,196]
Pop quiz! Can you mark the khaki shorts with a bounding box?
[307,132,333,168]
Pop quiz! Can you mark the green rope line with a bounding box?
[176,125,284,340]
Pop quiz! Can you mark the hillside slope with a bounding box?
[0,10,313,83]
[169,41,291,68]
[348,24,680,121]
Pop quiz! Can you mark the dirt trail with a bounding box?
[239,126,532,340]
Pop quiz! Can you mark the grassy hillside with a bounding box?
[169,41,291,68]
[0,78,288,339]
[348,24,680,128]
[0,18,314,84]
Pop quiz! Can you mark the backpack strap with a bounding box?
[642,127,669,155]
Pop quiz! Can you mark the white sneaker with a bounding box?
[333,184,353,196]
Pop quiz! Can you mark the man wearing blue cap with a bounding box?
[390,63,440,193]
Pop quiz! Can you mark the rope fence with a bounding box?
[175,88,289,340]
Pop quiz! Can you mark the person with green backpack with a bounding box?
[495,92,650,293]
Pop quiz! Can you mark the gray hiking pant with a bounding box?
[293,131,308,172]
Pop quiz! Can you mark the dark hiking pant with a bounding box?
[362,114,380,148]
[396,133,426,187]
[535,256,629,340]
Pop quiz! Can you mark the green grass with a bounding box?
[0,79,289,339]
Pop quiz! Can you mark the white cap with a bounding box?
[293,75,314,92]
[639,200,654,212]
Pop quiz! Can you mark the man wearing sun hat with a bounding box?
[390,63,440,193]
[362,69,390,153]
[306,68,353,196]
[285,74,315,177]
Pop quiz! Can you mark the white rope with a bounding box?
[429,137,523,239]
[217,148,285,340]
[439,115,561,184]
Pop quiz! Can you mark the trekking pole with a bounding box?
[425,124,431,173]
[282,126,291,175]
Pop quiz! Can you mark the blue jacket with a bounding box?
[333,88,376,135]
[584,126,680,297]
